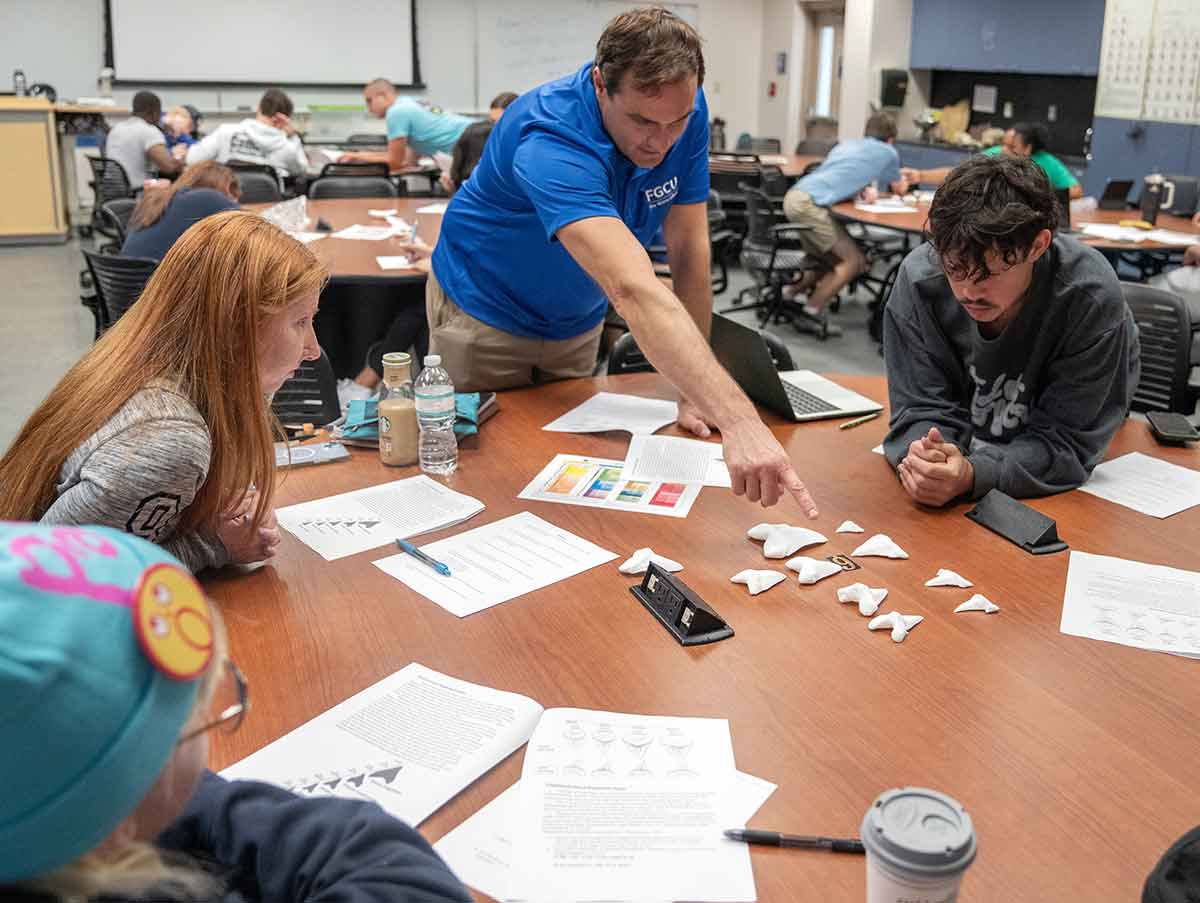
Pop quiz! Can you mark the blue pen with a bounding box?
[396,539,451,577]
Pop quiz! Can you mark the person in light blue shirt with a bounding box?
[421,8,819,516]
[781,111,908,335]
[340,79,472,171]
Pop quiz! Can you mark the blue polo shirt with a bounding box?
[431,62,710,340]
[792,137,901,207]
[385,98,472,156]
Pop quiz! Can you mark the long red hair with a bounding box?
[0,211,327,532]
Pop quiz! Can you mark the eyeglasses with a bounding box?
[177,661,249,745]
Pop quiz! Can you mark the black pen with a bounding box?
[724,828,865,854]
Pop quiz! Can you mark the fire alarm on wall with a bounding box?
[768,81,777,98]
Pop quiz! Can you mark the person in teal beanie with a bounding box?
[0,522,471,902]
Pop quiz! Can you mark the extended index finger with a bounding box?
[781,465,819,519]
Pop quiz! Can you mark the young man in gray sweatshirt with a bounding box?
[882,154,1140,506]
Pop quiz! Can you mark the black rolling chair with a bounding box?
[708,191,738,295]
[319,161,391,179]
[606,328,793,376]
[736,135,783,154]
[308,176,398,200]
[271,349,341,429]
[86,156,134,249]
[795,138,837,156]
[709,152,761,236]
[82,250,157,337]
[722,184,824,333]
[228,163,283,203]
[1121,282,1198,414]
[98,198,138,247]
[346,133,388,148]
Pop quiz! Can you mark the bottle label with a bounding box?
[416,388,456,417]
[380,415,391,433]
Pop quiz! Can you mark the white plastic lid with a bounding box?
[423,354,442,367]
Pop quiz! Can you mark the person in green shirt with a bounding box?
[903,122,1082,199]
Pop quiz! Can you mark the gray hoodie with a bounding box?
[186,117,308,178]
[882,235,1140,500]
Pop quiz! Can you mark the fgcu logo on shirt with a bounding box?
[644,176,679,208]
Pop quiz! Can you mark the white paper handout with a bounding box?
[376,255,413,270]
[1060,551,1200,656]
[367,207,400,217]
[287,231,328,244]
[541,392,678,436]
[854,202,918,214]
[373,512,616,617]
[275,475,484,560]
[332,223,402,240]
[221,663,543,826]
[625,434,731,487]
[436,770,777,903]
[417,202,449,213]
[509,708,754,903]
[518,454,702,518]
[1079,452,1200,518]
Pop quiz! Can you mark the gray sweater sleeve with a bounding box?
[966,319,1139,499]
[41,413,229,573]
[882,266,976,467]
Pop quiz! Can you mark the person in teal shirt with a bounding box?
[340,78,472,171]
[904,122,1082,199]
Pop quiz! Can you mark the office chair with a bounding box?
[82,250,157,337]
[606,328,793,376]
[346,133,388,148]
[86,156,134,249]
[228,162,284,204]
[308,176,398,200]
[1121,282,1197,414]
[709,152,762,237]
[319,161,391,179]
[271,349,342,428]
[722,184,823,333]
[735,135,783,154]
[98,198,138,247]
[794,138,837,156]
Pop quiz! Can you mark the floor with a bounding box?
[0,238,887,452]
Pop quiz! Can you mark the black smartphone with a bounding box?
[1146,411,1200,444]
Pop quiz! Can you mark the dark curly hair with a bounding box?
[927,154,1059,283]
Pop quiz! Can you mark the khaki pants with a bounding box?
[782,189,845,255]
[426,270,603,392]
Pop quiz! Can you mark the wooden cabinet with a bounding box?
[0,97,67,244]
[910,0,1105,75]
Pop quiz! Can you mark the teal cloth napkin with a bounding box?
[343,393,481,440]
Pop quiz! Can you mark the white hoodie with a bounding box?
[186,118,308,178]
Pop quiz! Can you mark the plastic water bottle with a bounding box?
[414,354,458,475]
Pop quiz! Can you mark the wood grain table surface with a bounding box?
[204,372,1200,902]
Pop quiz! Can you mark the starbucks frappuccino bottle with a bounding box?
[378,352,418,467]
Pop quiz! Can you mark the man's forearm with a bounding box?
[667,236,713,340]
[616,276,756,429]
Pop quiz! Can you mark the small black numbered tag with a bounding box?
[827,554,860,571]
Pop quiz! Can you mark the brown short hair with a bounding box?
[258,88,294,118]
[489,91,518,111]
[594,7,704,96]
[864,111,897,141]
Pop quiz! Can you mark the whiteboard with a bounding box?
[476,0,699,98]
[109,0,417,86]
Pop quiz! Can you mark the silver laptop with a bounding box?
[710,314,883,422]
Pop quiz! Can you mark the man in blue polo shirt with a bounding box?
[428,8,818,514]
[341,79,472,171]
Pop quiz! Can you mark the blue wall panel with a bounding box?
[910,0,1105,75]
[1084,117,1196,199]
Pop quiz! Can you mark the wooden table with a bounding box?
[205,372,1200,902]
[249,196,444,283]
[831,199,1200,252]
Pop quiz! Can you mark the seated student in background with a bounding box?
[186,88,307,180]
[121,161,241,260]
[163,103,202,161]
[340,122,495,405]
[0,523,473,903]
[0,212,327,572]
[781,111,909,337]
[883,154,1139,507]
[340,78,472,171]
[488,91,519,121]
[903,122,1083,199]
[105,90,184,186]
